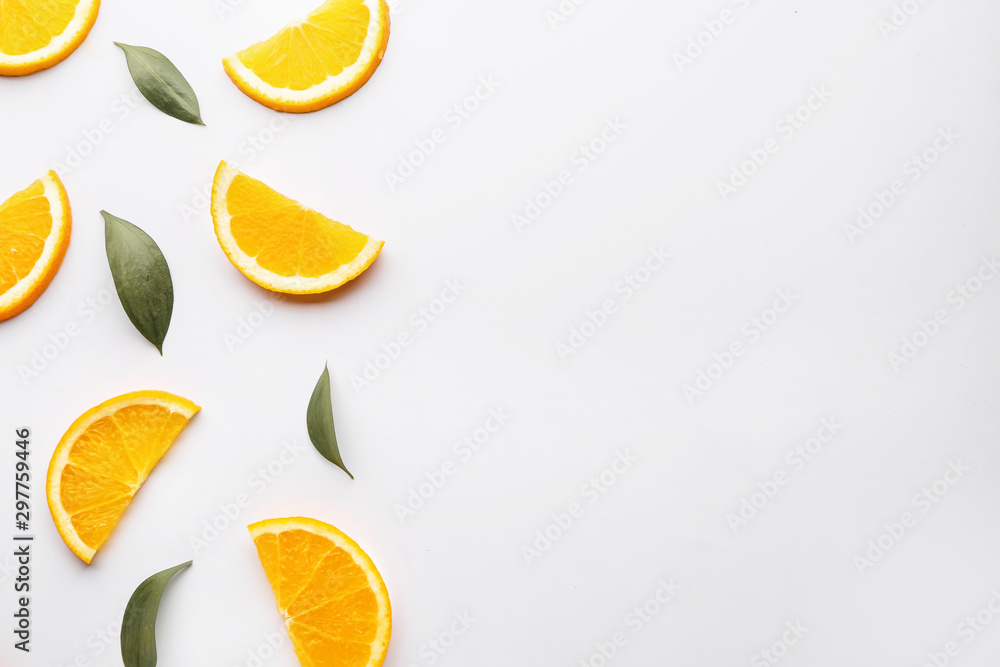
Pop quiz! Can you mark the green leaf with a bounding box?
[114,42,205,125]
[121,561,192,667]
[307,364,353,479]
[102,211,174,354]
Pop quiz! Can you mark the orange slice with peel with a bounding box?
[0,170,71,322]
[0,0,101,76]
[211,161,383,294]
[249,517,392,667]
[46,390,199,564]
[222,0,390,112]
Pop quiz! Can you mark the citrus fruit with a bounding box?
[211,161,383,294]
[46,390,200,564]
[0,170,71,322]
[249,517,391,667]
[0,0,101,76]
[222,0,390,112]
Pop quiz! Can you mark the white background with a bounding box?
[2,0,1000,665]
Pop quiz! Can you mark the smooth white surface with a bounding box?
[1,1,999,665]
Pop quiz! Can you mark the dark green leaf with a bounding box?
[121,560,192,667]
[102,211,174,354]
[114,42,205,125]
[307,364,353,479]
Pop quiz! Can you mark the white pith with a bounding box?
[212,161,383,294]
[249,518,392,667]
[222,0,387,106]
[47,392,199,563]
[0,172,68,310]
[0,0,99,65]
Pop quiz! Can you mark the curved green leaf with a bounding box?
[121,561,192,667]
[114,42,205,125]
[102,211,174,354]
[307,364,353,479]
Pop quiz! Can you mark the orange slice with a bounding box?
[211,161,383,294]
[46,390,200,564]
[0,0,101,76]
[249,517,391,667]
[222,0,390,112]
[0,170,71,322]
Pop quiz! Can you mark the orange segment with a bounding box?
[0,0,100,76]
[116,406,190,476]
[46,391,199,564]
[222,0,389,112]
[253,532,282,601]
[287,623,374,667]
[0,171,71,321]
[1,0,76,55]
[249,517,391,667]
[293,588,383,641]
[0,189,48,283]
[58,465,132,513]
[211,161,383,294]
[67,418,138,484]
[70,496,132,553]
[238,2,369,90]
[226,178,368,278]
[277,529,335,609]
[286,551,372,617]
